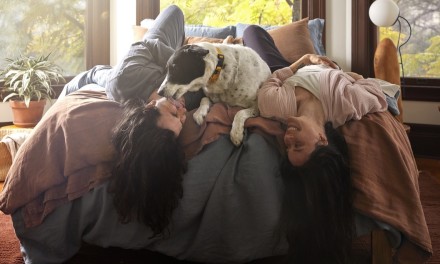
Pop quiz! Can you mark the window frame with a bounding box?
[86,0,110,70]
[135,0,326,35]
[52,0,110,96]
[351,0,440,102]
[0,0,110,99]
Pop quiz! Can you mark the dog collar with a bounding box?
[208,48,225,84]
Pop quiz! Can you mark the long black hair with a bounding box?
[280,122,354,264]
[109,98,187,238]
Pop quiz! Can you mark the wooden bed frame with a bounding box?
[370,37,406,264]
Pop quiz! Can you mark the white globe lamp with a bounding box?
[369,0,400,27]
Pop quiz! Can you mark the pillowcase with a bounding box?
[184,25,236,39]
[132,25,148,42]
[133,25,238,43]
[267,18,316,63]
[236,23,276,37]
[308,18,326,55]
[236,18,326,56]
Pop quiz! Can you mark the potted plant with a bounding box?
[1,54,65,127]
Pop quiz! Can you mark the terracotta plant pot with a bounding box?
[9,100,46,128]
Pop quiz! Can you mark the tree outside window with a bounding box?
[0,0,86,76]
[379,0,440,79]
[159,0,300,26]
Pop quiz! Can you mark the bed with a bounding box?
[0,18,433,264]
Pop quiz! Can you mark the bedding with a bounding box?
[0,17,432,263]
[134,17,326,56]
[0,87,432,263]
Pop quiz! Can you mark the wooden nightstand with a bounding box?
[0,125,34,139]
[0,142,12,182]
[0,125,34,182]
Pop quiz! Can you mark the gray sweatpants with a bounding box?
[61,5,185,103]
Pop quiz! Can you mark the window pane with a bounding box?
[159,0,299,26]
[0,0,86,76]
[379,0,440,78]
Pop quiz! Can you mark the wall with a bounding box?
[1,0,438,125]
[110,0,136,66]
[326,0,352,72]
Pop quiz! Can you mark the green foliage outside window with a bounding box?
[0,0,86,76]
[160,0,295,27]
[379,0,439,78]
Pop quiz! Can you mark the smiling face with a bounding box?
[148,97,187,137]
[284,116,328,166]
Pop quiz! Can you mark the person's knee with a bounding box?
[165,4,183,18]
[243,25,265,38]
[242,25,270,47]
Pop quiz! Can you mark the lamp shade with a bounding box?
[369,0,400,27]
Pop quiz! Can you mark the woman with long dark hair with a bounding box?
[59,3,190,238]
[280,122,353,263]
[110,97,187,238]
[242,25,393,263]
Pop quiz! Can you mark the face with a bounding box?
[284,116,328,166]
[150,97,187,137]
[157,44,209,99]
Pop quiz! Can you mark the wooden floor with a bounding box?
[417,157,440,183]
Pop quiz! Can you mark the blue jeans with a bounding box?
[61,5,185,102]
[242,25,290,73]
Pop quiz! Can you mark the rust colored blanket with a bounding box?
[340,112,432,262]
[0,91,432,262]
[0,91,122,227]
[181,102,432,261]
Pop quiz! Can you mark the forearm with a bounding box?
[288,55,310,73]
[262,55,312,91]
[289,54,339,72]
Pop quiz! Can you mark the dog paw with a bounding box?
[230,125,244,146]
[193,109,207,125]
[193,97,211,125]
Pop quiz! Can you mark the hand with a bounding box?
[300,54,339,69]
[223,35,234,44]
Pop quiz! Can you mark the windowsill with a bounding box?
[403,85,440,102]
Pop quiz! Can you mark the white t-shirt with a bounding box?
[283,64,329,100]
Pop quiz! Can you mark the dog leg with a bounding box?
[230,106,259,146]
[193,97,212,125]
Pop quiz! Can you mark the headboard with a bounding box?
[374,37,403,123]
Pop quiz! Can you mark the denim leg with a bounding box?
[242,25,290,72]
[60,65,112,98]
[105,5,185,102]
[144,4,185,49]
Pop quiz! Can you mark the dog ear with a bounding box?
[186,45,209,58]
[166,45,207,85]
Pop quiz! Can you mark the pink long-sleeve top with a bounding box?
[257,65,388,127]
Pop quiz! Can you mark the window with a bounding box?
[0,0,109,78]
[137,0,325,24]
[352,0,440,102]
[159,0,296,26]
[0,0,86,76]
[379,0,440,79]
